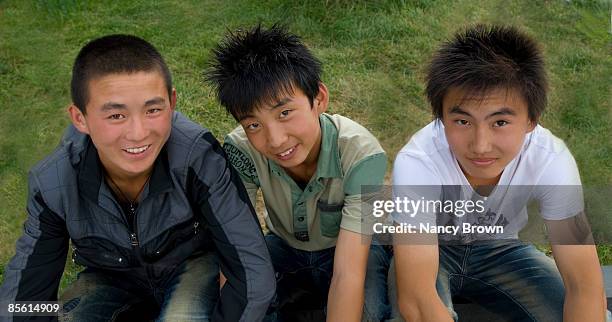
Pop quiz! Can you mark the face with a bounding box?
[442,87,535,187]
[69,71,176,181]
[239,84,329,179]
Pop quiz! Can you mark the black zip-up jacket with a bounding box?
[0,111,275,321]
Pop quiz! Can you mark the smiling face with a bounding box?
[442,87,535,187]
[239,83,328,182]
[69,71,176,182]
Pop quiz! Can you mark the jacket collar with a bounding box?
[78,138,173,204]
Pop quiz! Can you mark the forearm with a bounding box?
[563,287,607,322]
[551,244,606,322]
[326,273,365,322]
[394,243,452,322]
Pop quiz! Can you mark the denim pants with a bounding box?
[437,240,565,322]
[363,243,402,322]
[263,233,397,322]
[59,252,219,322]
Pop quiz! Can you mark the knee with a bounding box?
[58,297,81,322]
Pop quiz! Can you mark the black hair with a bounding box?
[426,24,547,122]
[71,34,172,113]
[206,24,322,120]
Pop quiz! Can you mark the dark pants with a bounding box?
[437,241,564,322]
[59,252,219,322]
[263,233,397,322]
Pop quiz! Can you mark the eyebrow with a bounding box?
[144,97,166,107]
[101,102,127,112]
[100,97,166,112]
[449,106,517,119]
[271,97,292,109]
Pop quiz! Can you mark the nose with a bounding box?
[125,116,149,142]
[265,123,288,150]
[470,125,493,155]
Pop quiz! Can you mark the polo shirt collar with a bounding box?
[315,113,342,179]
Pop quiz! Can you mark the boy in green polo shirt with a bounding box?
[206,25,396,321]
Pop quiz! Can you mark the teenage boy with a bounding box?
[207,25,394,321]
[0,34,274,322]
[392,24,608,322]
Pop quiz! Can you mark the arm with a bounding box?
[326,152,388,321]
[536,150,605,320]
[0,175,69,322]
[551,244,606,322]
[391,152,451,322]
[394,238,453,322]
[326,229,370,322]
[192,133,274,322]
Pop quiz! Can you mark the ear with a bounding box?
[526,119,537,133]
[314,82,329,114]
[68,104,90,135]
[169,88,177,110]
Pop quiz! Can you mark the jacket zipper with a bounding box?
[128,202,157,289]
[129,205,139,247]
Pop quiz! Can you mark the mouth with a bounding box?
[275,145,297,160]
[468,158,497,167]
[123,144,151,155]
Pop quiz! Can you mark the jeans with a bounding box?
[59,252,219,322]
[437,240,565,322]
[363,244,402,322]
[263,233,397,322]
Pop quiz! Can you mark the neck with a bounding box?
[106,169,152,202]
[285,162,317,187]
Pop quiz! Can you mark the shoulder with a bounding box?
[325,114,387,193]
[29,125,87,211]
[326,113,386,167]
[524,125,570,156]
[396,120,448,160]
[393,121,450,185]
[165,111,211,164]
[521,125,580,185]
[165,111,234,171]
[223,126,262,184]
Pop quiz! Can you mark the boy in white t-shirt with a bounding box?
[392,24,608,321]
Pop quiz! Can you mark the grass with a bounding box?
[0,0,610,292]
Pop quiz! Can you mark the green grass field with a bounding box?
[1,0,610,291]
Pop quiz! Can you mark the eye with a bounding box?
[493,120,509,127]
[245,123,260,131]
[454,119,470,126]
[146,108,162,115]
[279,109,291,118]
[108,114,125,120]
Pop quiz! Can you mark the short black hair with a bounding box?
[426,24,547,122]
[71,34,172,113]
[206,24,322,120]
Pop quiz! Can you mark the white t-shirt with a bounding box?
[392,120,583,242]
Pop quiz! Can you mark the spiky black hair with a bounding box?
[206,24,322,120]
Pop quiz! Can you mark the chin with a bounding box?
[124,164,154,176]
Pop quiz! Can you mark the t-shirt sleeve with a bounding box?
[392,152,442,225]
[340,152,387,234]
[534,147,583,220]
[222,137,259,208]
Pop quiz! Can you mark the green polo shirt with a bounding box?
[223,113,386,251]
